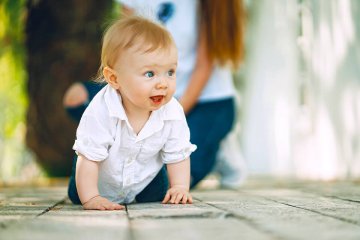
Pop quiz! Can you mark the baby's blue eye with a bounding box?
[145,71,155,78]
[167,70,175,77]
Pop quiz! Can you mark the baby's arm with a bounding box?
[76,154,124,210]
[162,158,193,204]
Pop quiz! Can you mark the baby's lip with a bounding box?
[150,95,165,104]
[150,95,165,99]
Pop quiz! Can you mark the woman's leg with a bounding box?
[135,166,169,203]
[186,97,235,188]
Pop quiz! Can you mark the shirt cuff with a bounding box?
[162,144,197,164]
[73,140,108,161]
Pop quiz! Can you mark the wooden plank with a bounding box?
[193,189,360,240]
[126,200,225,219]
[0,186,67,229]
[1,180,360,240]
[127,199,272,240]
[0,199,129,240]
[241,178,360,202]
[244,188,360,224]
[130,219,273,240]
[0,187,67,209]
[292,182,360,202]
[0,218,129,240]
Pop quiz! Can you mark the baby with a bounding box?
[67,16,196,210]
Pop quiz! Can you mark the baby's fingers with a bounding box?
[181,195,188,204]
[83,203,105,210]
[187,194,193,204]
[107,203,124,210]
[104,201,124,210]
[162,192,171,204]
[174,193,184,204]
[114,204,125,210]
[169,192,178,204]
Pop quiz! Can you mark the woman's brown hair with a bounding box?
[199,0,245,69]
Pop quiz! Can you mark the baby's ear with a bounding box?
[103,67,120,89]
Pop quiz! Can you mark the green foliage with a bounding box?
[0,0,27,138]
[0,0,38,181]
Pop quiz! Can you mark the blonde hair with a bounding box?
[95,16,175,82]
[200,0,245,69]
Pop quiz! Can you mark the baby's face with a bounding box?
[113,44,178,114]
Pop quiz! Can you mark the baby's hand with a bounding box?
[162,186,193,204]
[82,195,124,210]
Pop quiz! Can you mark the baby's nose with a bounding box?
[156,77,168,89]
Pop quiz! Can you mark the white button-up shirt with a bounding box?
[73,85,196,203]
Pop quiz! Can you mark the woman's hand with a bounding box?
[162,186,193,204]
[82,195,125,210]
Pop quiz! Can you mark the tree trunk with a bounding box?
[25,0,113,176]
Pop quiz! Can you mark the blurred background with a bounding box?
[0,0,359,185]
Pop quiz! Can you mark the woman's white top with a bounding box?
[73,85,196,203]
[118,0,235,102]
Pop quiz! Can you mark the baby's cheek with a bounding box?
[168,85,176,96]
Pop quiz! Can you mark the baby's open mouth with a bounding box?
[150,95,164,104]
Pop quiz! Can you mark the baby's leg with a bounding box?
[135,166,169,203]
[67,155,81,204]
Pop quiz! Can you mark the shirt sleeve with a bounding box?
[161,119,197,164]
[73,114,115,162]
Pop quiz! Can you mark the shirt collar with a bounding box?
[137,98,184,141]
[104,85,185,142]
[104,85,184,121]
[104,85,127,120]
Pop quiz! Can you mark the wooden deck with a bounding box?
[1,177,360,240]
